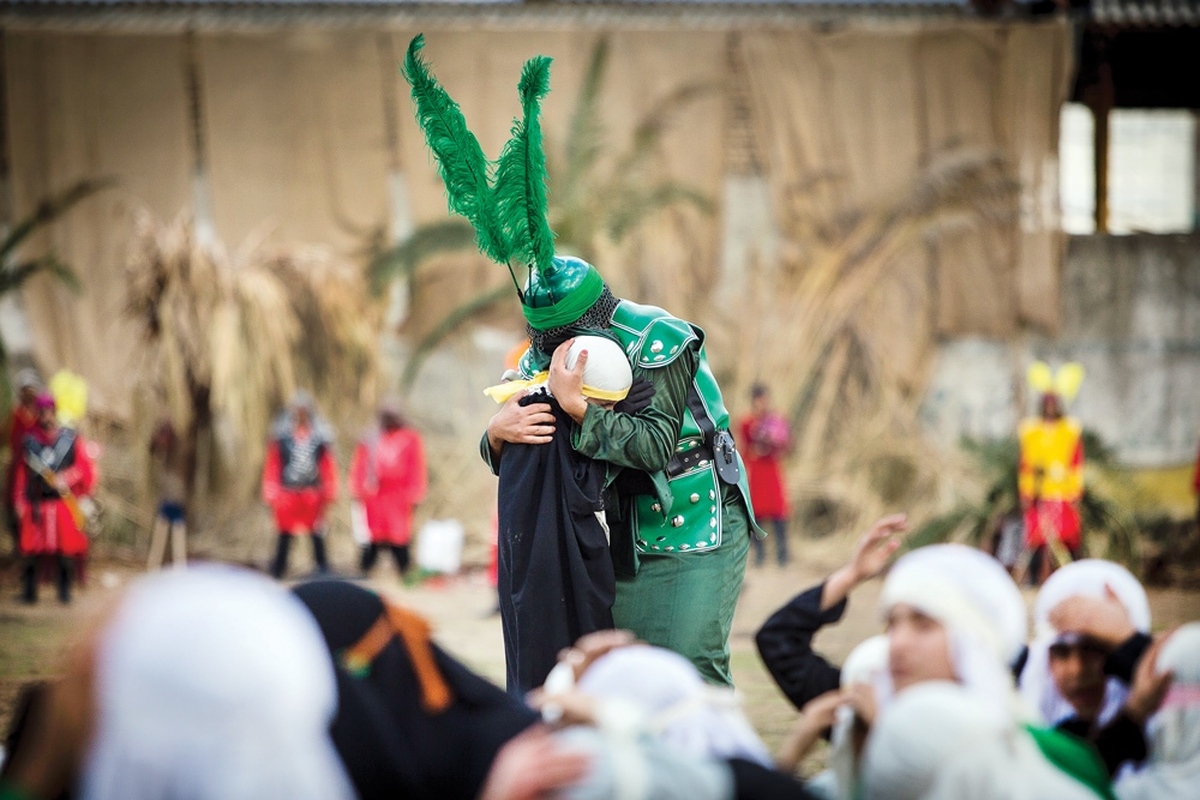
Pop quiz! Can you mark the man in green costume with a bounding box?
[402,35,760,685]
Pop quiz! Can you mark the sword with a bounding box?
[24,451,86,530]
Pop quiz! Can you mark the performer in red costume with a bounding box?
[262,391,337,579]
[739,384,791,567]
[14,392,96,603]
[350,401,427,578]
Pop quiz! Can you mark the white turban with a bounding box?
[1116,622,1200,800]
[878,544,1028,713]
[817,635,889,800]
[484,334,632,404]
[576,644,771,767]
[568,335,633,402]
[1020,559,1151,728]
[81,566,353,800]
[862,681,1100,800]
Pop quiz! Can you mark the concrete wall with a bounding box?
[921,234,1200,468]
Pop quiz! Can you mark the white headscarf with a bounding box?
[813,635,889,800]
[878,544,1028,713]
[576,644,772,767]
[1020,559,1151,728]
[862,681,1100,800]
[81,566,354,800]
[1116,622,1200,800]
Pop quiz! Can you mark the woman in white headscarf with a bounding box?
[1116,622,1200,800]
[1019,559,1157,775]
[862,681,1105,800]
[797,635,889,800]
[575,643,772,767]
[80,566,354,800]
[878,544,1028,709]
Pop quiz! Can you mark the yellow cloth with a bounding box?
[1019,418,1084,503]
[483,371,630,405]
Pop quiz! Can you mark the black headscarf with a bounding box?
[291,580,537,800]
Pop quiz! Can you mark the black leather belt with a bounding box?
[666,445,714,479]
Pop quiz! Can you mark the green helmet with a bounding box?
[522,256,605,331]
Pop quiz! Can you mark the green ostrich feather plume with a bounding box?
[402,35,511,265]
[494,55,557,277]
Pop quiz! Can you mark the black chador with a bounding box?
[496,393,615,696]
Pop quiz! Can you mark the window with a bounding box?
[1059,103,1197,234]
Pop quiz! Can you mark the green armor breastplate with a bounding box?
[608,301,730,439]
[515,300,759,553]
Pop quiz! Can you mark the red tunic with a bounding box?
[349,428,426,546]
[738,413,791,520]
[261,429,338,535]
[4,406,39,506]
[15,430,96,557]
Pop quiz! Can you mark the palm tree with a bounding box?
[369,36,715,390]
[0,178,110,412]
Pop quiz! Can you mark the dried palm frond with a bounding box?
[124,212,380,520]
[724,149,1020,536]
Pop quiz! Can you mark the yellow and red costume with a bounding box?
[1018,414,1084,550]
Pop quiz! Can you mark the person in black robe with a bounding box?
[291,579,539,800]
[484,334,649,698]
[496,392,616,697]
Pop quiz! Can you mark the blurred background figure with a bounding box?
[262,391,337,579]
[4,369,42,551]
[0,565,354,800]
[14,392,96,604]
[739,383,792,567]
[1116,622,1200,800]
[350,399,427,579]
[146,418,187,571]
[1019,362,1085,585]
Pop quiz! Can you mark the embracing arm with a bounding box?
[569,348,697,473]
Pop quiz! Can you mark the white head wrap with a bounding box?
[576,644,772,767]
[819,635,890,800]
[1019,559,1151,728]
[567,335,633,402]
[862,681,1100,800]
[1116,622,1200,800]
[878,544,1028,713]
[81,566,353,800]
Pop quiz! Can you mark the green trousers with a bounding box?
[611,494,750,686]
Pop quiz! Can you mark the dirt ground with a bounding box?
[2,548,1199,765]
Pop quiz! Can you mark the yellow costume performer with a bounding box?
[1019,362,1084,582]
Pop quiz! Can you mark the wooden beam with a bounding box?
[1093,40,1114,234]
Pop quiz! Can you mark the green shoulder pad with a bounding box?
[634,317,699,369]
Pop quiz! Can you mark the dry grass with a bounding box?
[122,213,381,540]
[714,150,1019,537]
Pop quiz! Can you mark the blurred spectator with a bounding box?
[0,566,353,800]
[146,419,187,571]
[4,369,42,548]
[350,400,426,579]
[738,384,791,567]
[1116,622,1199,800]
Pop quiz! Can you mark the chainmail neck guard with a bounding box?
[526,285,620,355]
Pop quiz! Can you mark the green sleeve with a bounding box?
[479,432,501,476]
[573,344,698,473]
